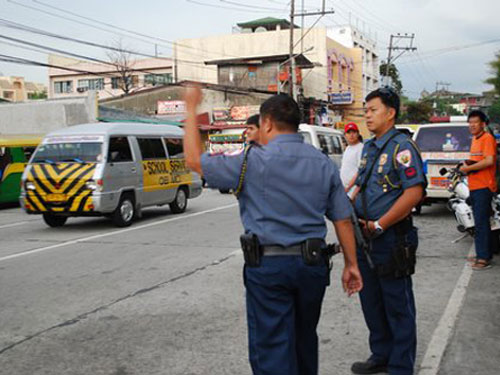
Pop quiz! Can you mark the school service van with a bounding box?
[20,123,202,227]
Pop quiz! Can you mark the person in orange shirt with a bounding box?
[460,110,497,270]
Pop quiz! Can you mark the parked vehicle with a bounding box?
[0,135,41,205]
[440,163,500,236]
[20,123,202,227]
[298,124,346,167]
[413,123,471,207]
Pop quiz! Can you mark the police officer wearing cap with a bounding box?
[183,86,363,375]
[350,88,426,375]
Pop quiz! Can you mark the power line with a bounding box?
[0,33,161,76]
[10,0,264,62]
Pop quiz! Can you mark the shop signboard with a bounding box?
[328,92,353,105]
[157,100,185,115]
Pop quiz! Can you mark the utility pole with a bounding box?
[384,33,417,87]
[288,0,334,99]
[288,0,295,96]
[435,81,451,96]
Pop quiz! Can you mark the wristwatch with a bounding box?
[373,220,384,235]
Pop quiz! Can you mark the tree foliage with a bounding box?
[379,62,403,95]
[489,99,500,124]
[486,51,500,96]
[400,101,433,124]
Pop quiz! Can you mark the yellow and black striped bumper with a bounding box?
[23,163,96,214]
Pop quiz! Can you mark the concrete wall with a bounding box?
[0,92,98,135]
[101,85,271,117]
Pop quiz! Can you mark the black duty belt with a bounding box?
[261,244,303,256]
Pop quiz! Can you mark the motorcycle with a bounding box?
[439,163,500,237]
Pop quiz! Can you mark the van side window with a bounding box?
[318,134,330,154]
[137,138,167,160]
[331,136,343,154]
[23,147,36,162]
[108,137,133,163]
[165,138,184,159]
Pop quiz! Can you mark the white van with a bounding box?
[20,122,203,227]
[413,123,471,204]
[298,124,346,166]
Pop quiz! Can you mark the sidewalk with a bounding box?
[439,256,500,375]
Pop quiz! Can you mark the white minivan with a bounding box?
[413,123,471,205]
[298,124,346,167]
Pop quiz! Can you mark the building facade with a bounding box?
[48,55,173,100]
[175,18,369,132]
[0,76,46,102]
[327,25,380,100]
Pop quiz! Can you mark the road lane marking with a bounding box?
[417,245,475,375]
[0,203,238,263]
[0,221,30,229]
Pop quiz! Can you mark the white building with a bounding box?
[327,25,379,99]
[48,55,173,100]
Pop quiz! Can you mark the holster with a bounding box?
[240,233,261,267]
[301,238,327,266]
[376,217,417,279]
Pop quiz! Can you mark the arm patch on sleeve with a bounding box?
[405,167,417,178]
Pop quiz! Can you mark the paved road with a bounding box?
[0,190,478,374]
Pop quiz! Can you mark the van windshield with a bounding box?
[31,143,103,163]
[415,126,472,152]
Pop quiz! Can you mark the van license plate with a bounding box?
[430,177,449,188]
[46,194,67,202]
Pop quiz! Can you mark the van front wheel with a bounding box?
[43,213,67,227]
[170,187,187,214]
[112,194,135,227]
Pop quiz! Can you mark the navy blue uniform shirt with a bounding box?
[354,128,426,220]
[201,133,351,246]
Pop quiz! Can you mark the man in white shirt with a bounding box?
[341,122,364,196]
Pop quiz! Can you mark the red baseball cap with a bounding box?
[344,122,359,133]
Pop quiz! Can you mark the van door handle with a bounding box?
[131,167,137,173]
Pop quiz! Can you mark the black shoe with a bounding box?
[351,359,388,374]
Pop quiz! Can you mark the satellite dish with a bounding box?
[255,26,267,33]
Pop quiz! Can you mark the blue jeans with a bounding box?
[470,188,493,261]
[244,255,329,375]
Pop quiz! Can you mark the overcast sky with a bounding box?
[1,0,499,99]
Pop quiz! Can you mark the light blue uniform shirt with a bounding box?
[201,133,351,246]
[355,128,427,220]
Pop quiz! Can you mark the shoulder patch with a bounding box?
[396,149,412,167]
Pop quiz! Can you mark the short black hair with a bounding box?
[246,114,260,127]
[365,87,400,120]
[468,110,488,123]
[260,94,300,132]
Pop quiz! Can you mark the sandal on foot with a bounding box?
[466,256,477,263]
[472,259,492,270]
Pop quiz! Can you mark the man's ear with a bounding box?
[261,115,272,133]
[387,107,397,122]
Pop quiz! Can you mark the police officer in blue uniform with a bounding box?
[183,87,363,375]
[351,88,426,375]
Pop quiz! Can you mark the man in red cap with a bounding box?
[341,122,364,197]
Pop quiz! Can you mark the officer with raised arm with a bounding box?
[351,88,426,375]
[183,86,362,375]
